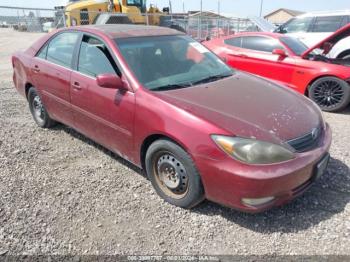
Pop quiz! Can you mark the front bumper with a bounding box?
[195,124,332,213]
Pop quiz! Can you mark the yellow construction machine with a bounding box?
[63,0,166,27]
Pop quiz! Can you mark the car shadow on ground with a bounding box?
[53,125,349,234]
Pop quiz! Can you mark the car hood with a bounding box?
[154,72,322,144]
[301,23,350,58]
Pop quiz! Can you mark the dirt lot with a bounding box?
[0,28,350,256]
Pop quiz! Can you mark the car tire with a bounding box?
[309,76,350,112]
[28,87,56,128]
[337,51,350,59]
[145,139,205,209]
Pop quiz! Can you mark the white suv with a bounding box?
[275,10,350,58]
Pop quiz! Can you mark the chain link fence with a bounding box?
[0,5,259,40]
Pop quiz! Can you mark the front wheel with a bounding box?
[308,77,350,112]
[28,87,57,128]
[145,139,204,208]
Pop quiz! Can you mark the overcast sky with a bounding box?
[1,0,349,17]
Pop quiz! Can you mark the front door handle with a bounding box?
[72,81,82,90]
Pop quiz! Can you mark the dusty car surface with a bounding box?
[204,24,350,112]
[12,24,331,213]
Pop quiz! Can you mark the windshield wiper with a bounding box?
[151,83,192,91]
[191,73,233,85]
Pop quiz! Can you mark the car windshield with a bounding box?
[279,36,309,56]
[115,35,233,91]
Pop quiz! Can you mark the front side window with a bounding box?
[312,16,344,32]
[241,36,283,53]
[78,35,119,77]
[224,37,242,48]
[279,36,308,56]
[279,17,313,33]
[46,32,80,68]
[115,35,233,91]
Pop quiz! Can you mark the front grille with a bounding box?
[287,127,322,153]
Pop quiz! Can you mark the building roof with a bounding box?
[264,8,304,19]
[188,11,228,19]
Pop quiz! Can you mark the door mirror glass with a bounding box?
[272,48,287,57]
[96,73,125,90]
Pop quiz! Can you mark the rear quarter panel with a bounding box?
[12,31,56,98]
[12,52,34,98]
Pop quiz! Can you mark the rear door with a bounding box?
[31,31,80,125]
[70,34,135,156]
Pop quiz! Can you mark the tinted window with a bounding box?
[37,44,48,59]
[78,35,118,77]
[312,16,344,32]
[280,17,313,33]
[241,36,283,53]
[47,32,79,68]
[279,36,308,56]
[224,37,242,47]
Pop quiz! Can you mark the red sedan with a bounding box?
[12,25,331,213]
[203,25,350,112]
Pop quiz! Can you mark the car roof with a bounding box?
[221,32,281,39]
[66,24,184,39]
[297,10,350,18]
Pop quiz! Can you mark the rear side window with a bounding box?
[241,36,283,53]
[46,32,80,68]
[78,35,119,77]
[224,37,242,48]
[312,16,344,32]
[37,44,48,59]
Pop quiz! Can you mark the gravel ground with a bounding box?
[0,28,350,256]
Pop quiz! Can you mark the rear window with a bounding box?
[311,16,344,32]
[241,36,283,53]
[224,37,242,48]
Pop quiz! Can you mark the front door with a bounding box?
[70,34,135,157]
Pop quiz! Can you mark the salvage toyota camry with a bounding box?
[12,25,331,212]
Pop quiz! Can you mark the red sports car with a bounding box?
[203,24,350,112]
[12,25,331,213]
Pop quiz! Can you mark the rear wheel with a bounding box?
[28,87,56,128]
[337,51,350,59]
[309,77,350,112]
[145,139,204,208]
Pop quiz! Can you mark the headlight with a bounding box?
[211,135,295,164]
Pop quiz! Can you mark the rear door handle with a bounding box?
[32,65,40,73]
[72,81,82,90]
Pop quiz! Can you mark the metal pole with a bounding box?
[199,0,202,40]
[182,0,185,13]
[218,0,220,16]
[259,0,264,17]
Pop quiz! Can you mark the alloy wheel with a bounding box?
[313,79,345,109]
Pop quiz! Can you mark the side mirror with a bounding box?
[272,48,287,57]
[96,73,126,90]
